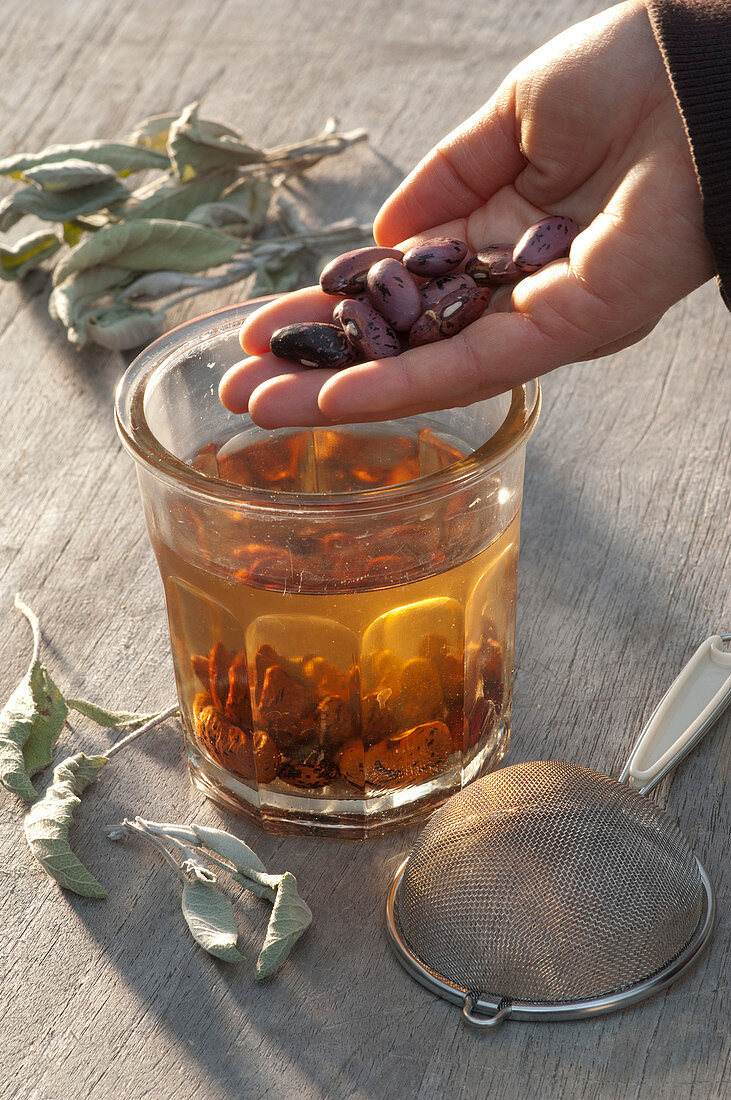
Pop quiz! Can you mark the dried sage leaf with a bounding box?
[66,698,160,728]
[0,179,129,231]
[250,253,304,298]
[254,872,312,981]
[125,168,237,222]
[0,140,168,178]
[191,823,267,874]
[181,880,246,963]
[53,218,240,285]
[24,751,108,897]
[20,159,118,192]
[126,113,180,153]
[118,270,210,301]
[23,663,69,779]
[188,176,272,238]
[85,304,166,350]
[49,266,133,328]
[0,230,61,281]
[0,598,68,800]
[168,103,264,181]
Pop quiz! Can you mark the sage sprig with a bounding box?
[108,817,312,978]
[0,596,175,801]
[22,708,179,897]
[0,102,371,348]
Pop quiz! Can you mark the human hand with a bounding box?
[220,0,715,428]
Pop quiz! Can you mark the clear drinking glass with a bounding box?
[115,300,540,836]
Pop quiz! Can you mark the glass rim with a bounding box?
[114,299,541,514]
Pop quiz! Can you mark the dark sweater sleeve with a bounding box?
[646,0,731,310]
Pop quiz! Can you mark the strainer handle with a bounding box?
[620,634,731,794]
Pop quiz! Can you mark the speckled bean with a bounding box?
[420,272,476,310]
[513,215,579,273]
[465,245,521,285]
[408,286,491,347]
[331,292,369,322]
[333,297,401,359]
[319,246,404,296]
[270,322,356,369]
[403,237,468,276]
[366,258,422,331]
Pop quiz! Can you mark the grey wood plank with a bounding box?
[1,1,728,1099]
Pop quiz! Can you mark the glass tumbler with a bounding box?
[115,301,540,836]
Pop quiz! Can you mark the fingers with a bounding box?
[374,83,525,246]
[219,353,338,427]
[239,285,336,354]
[249,366,338,428]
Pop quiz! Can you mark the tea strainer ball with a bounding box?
[387,634,731,1027]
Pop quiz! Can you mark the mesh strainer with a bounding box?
[387,634,731,1027]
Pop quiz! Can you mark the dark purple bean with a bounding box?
[465,246,521,285]
[420,272,476,311]
[513,215,579,273]
[366,258,422,331]
[270,323,356,370]
[319,247,404,296]
[403,237,468,276]
[408,287,491,347]
[333,298,400,359]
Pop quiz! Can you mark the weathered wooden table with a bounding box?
[1,2,728,1097]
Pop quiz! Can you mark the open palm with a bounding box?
[221,0,715,427]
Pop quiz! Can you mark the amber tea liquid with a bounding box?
[151,423,520,834]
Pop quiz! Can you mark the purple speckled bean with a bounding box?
[319,246,404,296]
[420,272,476,311]
[465,246,521,285]
[332,292,369,322]
[408,287,491,347]
[513,216,579,273]
[270,323,356,370]
[333,298,400,359]
[366,258,422,331]
[403,237,468,276]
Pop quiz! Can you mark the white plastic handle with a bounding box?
[621,635,731,793]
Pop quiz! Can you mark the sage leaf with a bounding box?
[118,270,211,301]
[168,103,264,181]
[191,823,267,874]
[126,112,180,153]
[62,221,84,246]
[23,663,69,779]
[181,880,246,963]
[0,598,68,800]
[20,159,118,192]
[53,218,240,285]
[125,168,237,222]
[49,265,133,327]
[0,230,61,281]
[24,752,108,897]
[136,819,201,846]
[67,698,160,728]
[85,304,166,350]
[0,140,168,178]
[254,871,312,981]
[188,176,272,238]
[0,179,129,231]
[250,253,304,298]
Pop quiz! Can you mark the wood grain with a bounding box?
[0,2,728,1099]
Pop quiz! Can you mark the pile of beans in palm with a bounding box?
[269,214,579,370]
